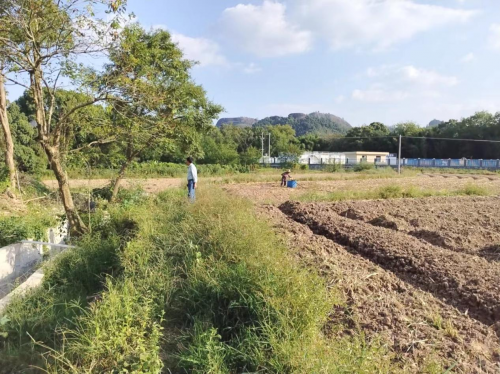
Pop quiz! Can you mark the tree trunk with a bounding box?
[45,145,88,236]
[0,72,16,190]
[111,158,132,202]
[30,68,87,236]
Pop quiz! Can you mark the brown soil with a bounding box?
[42,178,185,193]
[280,201,500,328]
[260,205,500,373]
[41,173,341,193]
[225,175,500,205]
[315,196,500,262]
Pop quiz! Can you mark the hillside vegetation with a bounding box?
[255,112,352,136]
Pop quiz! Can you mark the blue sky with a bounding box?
[124,0,500,127]
[8,0,500,127]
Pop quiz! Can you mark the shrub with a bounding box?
[353,162,375,172]
[460,184,489,196]
[0,213,57,247]
[377,185,403,199]
[323,163,344,173]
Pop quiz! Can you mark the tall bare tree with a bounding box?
[0,0,126,235]
[0,65,16,191]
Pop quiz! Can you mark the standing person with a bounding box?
[281,169,292,187]
[186,157,198,201]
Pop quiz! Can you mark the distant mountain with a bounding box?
[216,117,258,128]
[254,112,352,136]
[428,119,444,127]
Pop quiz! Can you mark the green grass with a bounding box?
[406,167,500,176]
[1,187,397,373]
[0,205,59,246]
[40,162,254,180]
[296,183,492,202]
[0,206,136,372]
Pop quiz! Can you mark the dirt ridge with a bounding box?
[280,201,500,328]
[262,205,500,373]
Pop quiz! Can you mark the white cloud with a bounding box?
[461,52,475,63]
[170,33,228,67]
[400,66,458,86]
[352,89,409,103]
[488,24,500,50]
[352,65,458,103]
[335,95,345,104]
[290,0,476,50]
[243,63,262,74]
[217,1,312,58]
[366,65,458,87]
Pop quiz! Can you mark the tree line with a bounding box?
[316,112,500,160]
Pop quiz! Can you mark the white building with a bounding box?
[299,152,346,165]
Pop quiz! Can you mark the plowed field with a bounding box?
[261,204,500,373]
[227,178,500,372]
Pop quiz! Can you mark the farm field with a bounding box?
[40,170,403,192]
[3,172,500,373]
[225,173,500,204]
[223,177,500,372]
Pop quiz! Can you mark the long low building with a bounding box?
[343,151,390,165]
[260,151,390,165]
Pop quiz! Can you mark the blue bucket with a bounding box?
[287,180,297,188]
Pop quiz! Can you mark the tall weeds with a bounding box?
[1,187,395,373]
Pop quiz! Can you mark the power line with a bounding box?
[402,136,500,144]
[329,135,500,143]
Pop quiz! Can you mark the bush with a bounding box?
[461,184,489,196]
[353,162,375,172]
[0,213,57,247]
[323,163,344,173]
[1,187,394,373]
[159,189,392,372]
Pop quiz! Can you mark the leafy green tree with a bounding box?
[201,136,239,165]
[298,134,320,151]
[7,103,45,174]
[104,24,223,200]
[0,0,126,235]
[239,146,261,165]
[266,125,301,157]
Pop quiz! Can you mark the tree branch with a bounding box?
[68,137,117,153]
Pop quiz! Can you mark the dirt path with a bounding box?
[225,175,500,205]
[41,173,341,193]
[261,205,500,373]
[42,178,185,193]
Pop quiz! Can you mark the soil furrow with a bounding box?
[261,205,500,373]
[317,196,500,262]
[280,201,500,328]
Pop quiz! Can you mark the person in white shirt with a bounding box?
[186,157,198,201]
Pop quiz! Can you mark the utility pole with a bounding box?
[268,133,271,159]
[261,132,264,159]
[398,135,402,175]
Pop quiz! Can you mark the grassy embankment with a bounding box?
[0,187,395,373]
